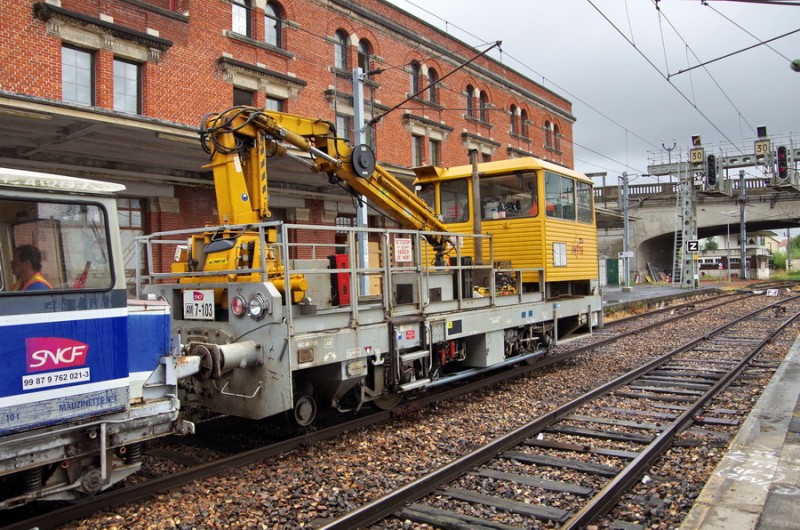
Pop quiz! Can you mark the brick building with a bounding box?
[0,0,576,280]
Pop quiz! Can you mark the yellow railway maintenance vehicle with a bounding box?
[415,157,598,320]
[139,106,603,426]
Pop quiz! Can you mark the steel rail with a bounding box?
[315,295,800,529]
[1,411,392,530]
[563,302,800,527]
[0,290,773,529]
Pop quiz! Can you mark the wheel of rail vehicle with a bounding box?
[372,391,403,411]
[525,331,554,365]
[293,395,317,426]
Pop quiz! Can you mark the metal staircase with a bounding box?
[671,203,683,285]
[671,172,698,288]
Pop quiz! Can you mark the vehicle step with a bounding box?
[400,378,431,392]
[400,350,429,363]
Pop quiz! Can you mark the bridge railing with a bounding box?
[594,177,771,209]
[594,182,677,206]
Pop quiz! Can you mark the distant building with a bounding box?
[0,0,576,285]
[699,231,777,280]
[775,237,797,272]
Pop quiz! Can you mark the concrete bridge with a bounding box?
[594,178,800,282]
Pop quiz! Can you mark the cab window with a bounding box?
[479,171,538,220]
[0,199,113,293]
[440,180,469,223]
[545,171,575,220]
[417,183,436,213]
[576,181,594,223]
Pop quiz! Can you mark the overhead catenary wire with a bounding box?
[657,7,671,73]
[266,7,628,187]
[586,0,744,153]
[699,0,800,6]
[706,3,795,62]
[254,1,792,178]
[298,14,635,174]
[392,0,668,171]
[572,139,643,174]
[279,11,490,116]
[311,1,797,180]
[367,40,503,126]
[624,0,637,46]
[685,46,698,108]
[286,14,532,153]
[670,26,800,76]
[265,0,660,175]
[395,0,799,178]
[652,1,759,136]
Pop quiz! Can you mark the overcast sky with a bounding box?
[385,0,799,185]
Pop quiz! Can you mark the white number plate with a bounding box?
[183,289,215,320]
[22,368,91,390]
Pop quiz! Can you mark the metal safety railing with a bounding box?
[134,221,545,324]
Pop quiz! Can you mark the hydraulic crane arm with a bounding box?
[199,107,449,258]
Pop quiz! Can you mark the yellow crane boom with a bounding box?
[200,107,449,259]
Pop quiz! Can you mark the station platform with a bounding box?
[681,322,800,529]
[602,282,800,529]
[601,282,720,312]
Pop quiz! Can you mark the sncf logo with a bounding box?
[193,291,205,301]
[26,337,89,372]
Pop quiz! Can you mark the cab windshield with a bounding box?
[0,199,113,293]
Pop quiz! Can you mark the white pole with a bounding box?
[621,172,632,291]
[353,67,369,295]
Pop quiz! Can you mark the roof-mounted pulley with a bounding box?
[352,144,376,177]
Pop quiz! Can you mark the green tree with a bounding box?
[774,251,786,270]
[791,235,800,252]
[703,237,718,251]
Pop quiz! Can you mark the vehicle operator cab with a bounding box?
[0,198,113,294]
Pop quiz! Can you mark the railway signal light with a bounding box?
[776,145,788,180]
[706,154,717,187]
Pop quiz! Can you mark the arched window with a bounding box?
[357,39,371,72]
[409,61,422,95]
[427,68,439,103]
[479,91,489,122]
[520,109,529,138]
[553,124,561,151]
[544,120,553,148]
[466,85,475,118]
[264,2,281,47]
[509,104,518,135]
[334,30,349,70]
[232,0,251,37]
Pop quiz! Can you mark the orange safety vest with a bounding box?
[12,272,53,291]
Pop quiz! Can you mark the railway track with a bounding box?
[2,288,794,529]
[315,294,800,529]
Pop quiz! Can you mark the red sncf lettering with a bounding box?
[26,337,89,372]
[193,291,204,301]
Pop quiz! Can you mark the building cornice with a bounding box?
[33,2,173,51]
[216,57,308,88]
